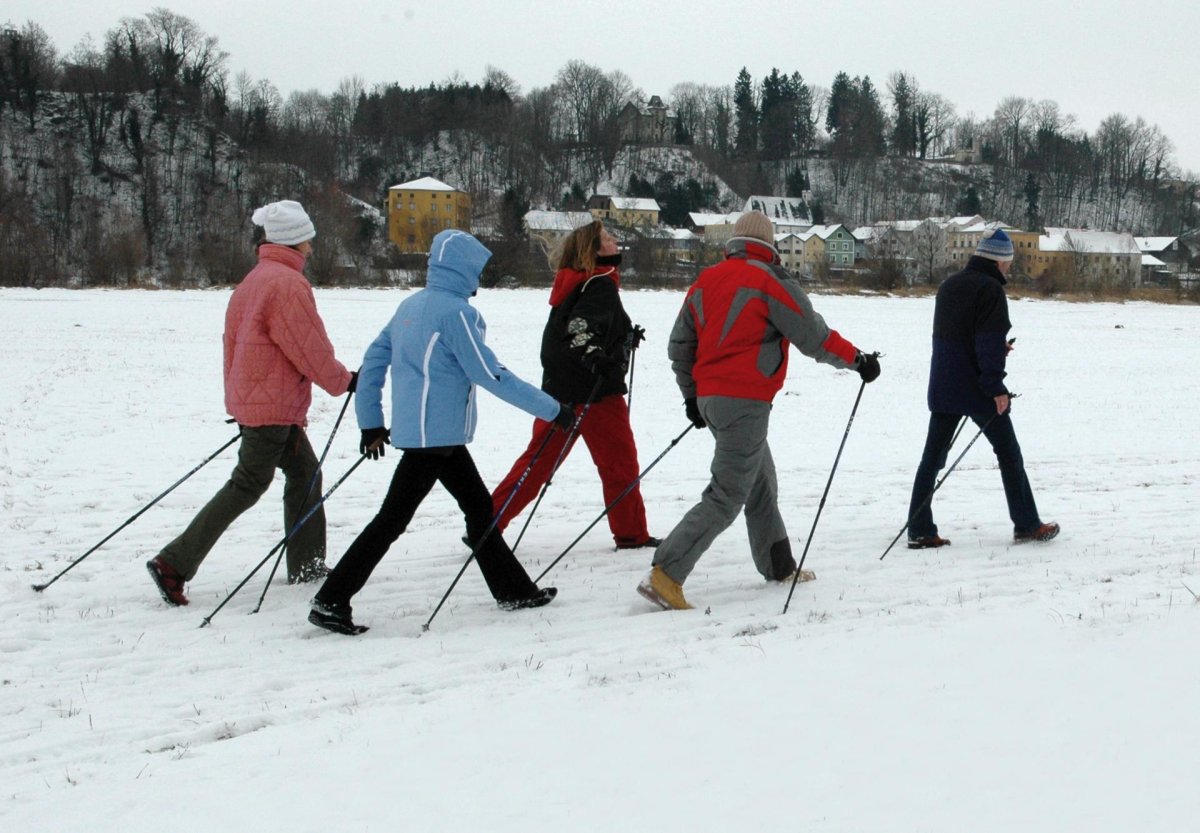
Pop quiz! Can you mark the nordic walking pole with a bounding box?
[783,378,867,614]
[422,424,562,632]
[879,402,1013,561]
[251,390,354,612]
[32,431,241,592]
[534,423,694,583]
[200,454,368,627]
[511,375,605,551]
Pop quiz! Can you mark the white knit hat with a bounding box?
[251,200,316,246]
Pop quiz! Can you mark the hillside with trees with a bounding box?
[1,10,1196,287]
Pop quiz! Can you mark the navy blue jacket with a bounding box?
[927,256,1011,416]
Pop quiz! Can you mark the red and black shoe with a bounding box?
[907,535,951,550]
[1014,522,1060,544]
[146,556,189,606]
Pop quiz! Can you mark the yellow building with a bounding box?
[1007,230,1045,277]
[387,176,472,253]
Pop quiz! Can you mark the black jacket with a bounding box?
[540,264,635,404]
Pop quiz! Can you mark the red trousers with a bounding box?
[491,394,651,545]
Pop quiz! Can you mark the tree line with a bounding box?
[0,10,1195,288]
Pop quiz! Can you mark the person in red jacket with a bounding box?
[490,220,658,550]
[637,211,881,611]
[146,200,354,606]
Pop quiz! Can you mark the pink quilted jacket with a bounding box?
[223,244,351,427]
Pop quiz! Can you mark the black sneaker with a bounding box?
[308,599,369,635]
[498,587,557,611]
[615,536,662,550]
[146,556,189,606]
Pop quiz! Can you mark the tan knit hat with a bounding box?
[732,210,774,244]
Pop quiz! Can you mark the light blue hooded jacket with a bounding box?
[356,230,560,449]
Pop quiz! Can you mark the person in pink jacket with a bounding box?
[146,200,354,607]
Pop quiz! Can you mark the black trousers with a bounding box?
[316,446,538,606]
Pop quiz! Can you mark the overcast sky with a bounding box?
[10,0,1200,176]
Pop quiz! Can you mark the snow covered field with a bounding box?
[2,286,1198,832]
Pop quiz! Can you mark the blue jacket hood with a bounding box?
[427,230,492,297]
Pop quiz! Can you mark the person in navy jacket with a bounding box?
[906,228,1059,549]
[309,230,572,634]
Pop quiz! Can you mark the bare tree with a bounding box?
[993,95,1033,166]
[0,21,57,129]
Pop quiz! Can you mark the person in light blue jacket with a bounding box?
[309,230,574,634]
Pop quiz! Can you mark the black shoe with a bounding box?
[308,599,368,635]
[615,536,662,550]
[498,586,557,611]
[290,560,331,585]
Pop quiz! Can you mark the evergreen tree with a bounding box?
[1023,172,1041,230]
[759,68,792,160]
[889,72,917,156]
[733,67,758,158]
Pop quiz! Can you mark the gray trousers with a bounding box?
[158,425,325,582]
[653,396,788,584]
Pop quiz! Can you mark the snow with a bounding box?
[2,287,1198,831]
[388,176,458,192]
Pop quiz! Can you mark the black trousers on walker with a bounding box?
[315,445,538,606]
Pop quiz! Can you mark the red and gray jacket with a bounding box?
[668,237,858,402]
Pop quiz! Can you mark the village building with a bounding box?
[587,195,661,228]
[617,95,676,145]
[386,176,471,253]
[523,210,595,254]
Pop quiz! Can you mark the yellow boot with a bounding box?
[636,566,693,611]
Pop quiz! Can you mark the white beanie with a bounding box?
[251,200,316,246]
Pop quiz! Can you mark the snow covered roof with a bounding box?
[948,214,985,227]
[1134,236,1177,253]
[744,195,811,225]
[523,211,595,232]
[609,197,661,212]
[1141,254,1167,267]
[389,176,458,192]
[1041,229,1139,255]
[811,224,846,240]
[852,226,877,241]
[689,211,743,227]
[885,220,928,233]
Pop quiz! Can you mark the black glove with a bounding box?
[360,427,390,459]
[855,351,881,384]
[584,350,622,377]
[626,325,646,350]
[684,398,706,429]
[346,370,359,394]
[552,403,576,432]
